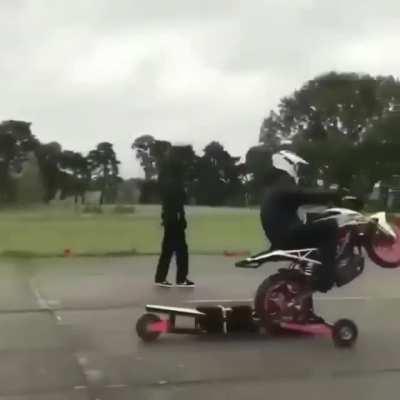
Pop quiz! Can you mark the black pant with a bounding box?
[277,220,338,292]
[155,226,189,283]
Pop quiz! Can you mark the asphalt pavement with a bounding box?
[1,255,400,399]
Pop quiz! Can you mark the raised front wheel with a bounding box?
[366,221,400,268]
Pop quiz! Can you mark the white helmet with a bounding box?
[272,150,308,184]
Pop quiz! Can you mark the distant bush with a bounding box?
[114,205,135,214]
[82,205,103,214]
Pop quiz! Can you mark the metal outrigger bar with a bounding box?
[279,322,332,337]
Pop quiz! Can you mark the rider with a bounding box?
[261,150,342,294]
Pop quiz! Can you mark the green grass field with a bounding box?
[0,205,266,257]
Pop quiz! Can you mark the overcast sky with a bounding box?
[1,0,400,177]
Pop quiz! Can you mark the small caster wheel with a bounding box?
[136,313,162,342]
[332,319,358,348]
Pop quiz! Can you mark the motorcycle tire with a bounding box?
[365,222,400,268]
[254,271,309,335]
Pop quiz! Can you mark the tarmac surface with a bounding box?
[1,255,400,399]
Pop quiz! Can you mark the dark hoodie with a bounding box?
[261,176,341,246]
[158,160,187,230]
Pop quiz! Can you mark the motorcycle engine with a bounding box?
[335,254,365,287]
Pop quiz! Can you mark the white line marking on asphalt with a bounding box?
[47,299,61,307]
[105,384,129,389]
[29,279,61,310]
[72,383,127,390]
[34,289,49,309]
[84,369,104,383]
[29,280,49,309]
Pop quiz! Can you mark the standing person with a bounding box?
[154,148,195,288]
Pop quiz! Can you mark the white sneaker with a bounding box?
[155,280,173,288]
[176,279,195,288]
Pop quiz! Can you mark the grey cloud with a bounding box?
[1,0,400,177]
[12,0,236,32]
[195,0,400,75]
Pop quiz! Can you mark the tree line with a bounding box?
[2,71,400,207]
[0,120,120,205]
[133,72,400,208]
[252,72,400,204]
[132,136,246,205]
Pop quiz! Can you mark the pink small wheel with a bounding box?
[136,313,162,342]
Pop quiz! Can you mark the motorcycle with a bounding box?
[236,206,400,345]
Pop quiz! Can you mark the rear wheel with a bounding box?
[254,272,311,335]
[366,221,400,268]
[136,313,162,342]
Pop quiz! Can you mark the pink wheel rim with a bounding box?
[263,281,305,320]
[372,223,400,266]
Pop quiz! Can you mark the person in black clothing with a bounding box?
[154,148,194,288]
[261,150,341,293]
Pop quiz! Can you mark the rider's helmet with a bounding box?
[272,150,308,184]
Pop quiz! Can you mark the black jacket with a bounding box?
[261,187,341,245]
[159,178,187,230]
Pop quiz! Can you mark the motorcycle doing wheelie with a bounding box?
[236,207,400,346]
